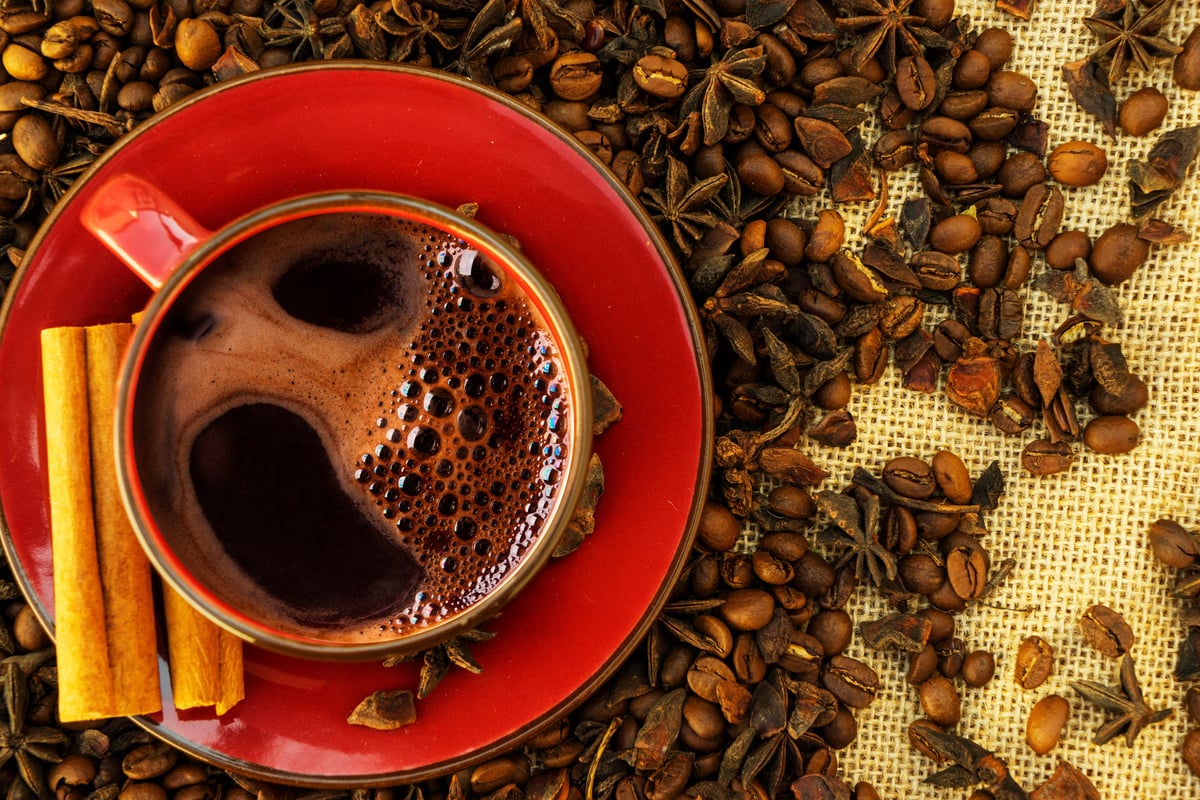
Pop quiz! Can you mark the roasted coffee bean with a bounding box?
[852,783,881,800]
[174,17,220,70]
[969,107,1019,141]
[873,129,916,170]
[1014,183,1064,250]
[900,553,945,595]
[632,54,687,99]
[761,531,808,562]
[977,196,1017,234]
[549,52,603,100]
[1080,604,1134,658]
[1089,222,1150,284]
[119,783,167,800]
[880,88,916,130]
[832,251,888,302]
[1120,87,1169,136]
[961,649,996,687]
[818,704,858,750]
[930,450,972,503]
[977,287,1023,340]
[945,544,988,601]
[751,550,794,586]
[896,55,937,110]
[913,0,954,27]
[794,551,837,596]
[122,744,178,781]
[821,655,879,708]
[1003,243,1032,288]
[698,502,741,552]
[808,608,853,656]
[952,49,992,90]
[882,505,918,553]
[999,152,1046,197]
[691,556,721,597]
[812,371,853,409]
[1014,635,1054,689]
[919,674,961,727]
[940,89,989,120]
[731,632,768,684]
[1089,373,1148,415]
[987,70,1037,112]
[778,630,823,675]
[1047,140,1107,187]
[854,328,887,383]
[720,588,775,630]
[882,456,936,499]
[693,613,734,657]
[1149,518,1199,568]
[722,557,755,590]
[928,577,967,612]
[805,209,845,262]
[765,218,806,266]
[798,56,844,88]
[1022,438,1073,475]
[1082,415,1139,454]
[968,235,1007,287]
[930,214,982,254]
[907,644,939,685]
[1176,25,1200,90]
[1044,229,1092,269]
[754,103,793,152]
[1188,686,1200,725]
[1027,694,1070,755]
[917,608,955,643]
[975,27,1014,69]
[766,485,816,520]
[969,140,1008,178]
[776,149,824,196]
[935,150,978,184]
[736,151,784,195]
[912,250,962,291]
[1184,728,1200,777]
[920,115,972,152]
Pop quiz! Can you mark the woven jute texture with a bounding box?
[771,1,1200,796]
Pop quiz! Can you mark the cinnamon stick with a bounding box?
[85,323,162,716]
[163,587,244,713]
[41,326,117,721]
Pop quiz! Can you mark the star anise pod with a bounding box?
[641,154,727,257]
[831,0,947,72]
[507,0,584,52]
[377,0,459,62]
[0,661,67,800]
[451,0,523,83]
[1070,654,1173,746]
[1083,0,1182,85]
[814,490,898,586]
[384,628,498,699]
[263,0,349,60]
[679,45,768,146]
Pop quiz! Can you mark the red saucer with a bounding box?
[0,63,712,785]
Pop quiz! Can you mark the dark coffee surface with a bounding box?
[132,211,573,642]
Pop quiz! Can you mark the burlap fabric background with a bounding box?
[766,1,1200,796]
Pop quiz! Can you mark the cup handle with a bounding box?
[79,173,212,289]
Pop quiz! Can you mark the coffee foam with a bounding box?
[132,211,573,643]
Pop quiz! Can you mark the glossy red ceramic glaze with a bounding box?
[0,64,711,785]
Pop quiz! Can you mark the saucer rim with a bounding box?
[0,61,714,787]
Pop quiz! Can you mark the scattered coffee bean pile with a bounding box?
[1,0,1200,797]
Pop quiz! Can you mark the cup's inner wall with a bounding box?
[130,209,580,644]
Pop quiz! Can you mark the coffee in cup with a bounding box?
[121,203,586,650]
